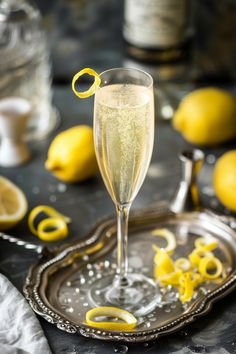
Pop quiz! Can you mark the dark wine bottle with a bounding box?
[123,0,192,64]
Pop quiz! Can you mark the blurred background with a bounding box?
[36,0,236,83]
[1,0,236,139]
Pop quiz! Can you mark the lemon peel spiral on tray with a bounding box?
[152,229,224,303]
[72,68,101,98]
[151,228,176,253]
[28,205,71,241]
[85,306,137,331]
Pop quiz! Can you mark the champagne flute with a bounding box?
[90,68,158,315]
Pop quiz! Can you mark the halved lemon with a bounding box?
[0,176,28,230]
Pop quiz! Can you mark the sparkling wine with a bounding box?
[94,84,154,205]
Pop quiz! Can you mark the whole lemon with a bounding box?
[213,150,236,211]
[173,88,236,146]
[45,125,98,182]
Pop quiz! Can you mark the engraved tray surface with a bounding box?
[24,208,236,342]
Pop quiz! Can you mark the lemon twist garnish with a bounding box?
[159,270,182,286]
[188,248,214,267]
[178,272,195,303]
[175,258,191,272]
[151,228,176,253]
[153,248,175,278]
[85,306,137,331]
[194,237,218,251]
[72,68,101,98]
[152,229,225,303]
[199,256,223,280]
[28,205,71,241]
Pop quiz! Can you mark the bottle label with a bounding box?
[124,0,188,48]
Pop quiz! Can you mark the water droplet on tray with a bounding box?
[206,154,216,164]
[57,183,67,193]
[63,297,72,304]
[113,345,128,353]
[80,277,86,285]
[65,307,74,313]
[143,342,156,350]
[32,186,40,194]
[104,260,110,268]
[49,195,57,203]
[82,255,89,261]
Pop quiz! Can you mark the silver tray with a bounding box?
[23,207,236,342]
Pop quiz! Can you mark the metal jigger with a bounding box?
[170,149,205,213]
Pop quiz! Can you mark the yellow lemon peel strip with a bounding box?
[194,237,218,252]
[179,273,195,303]
[199,256,223,280]
[151,228,176,253]
[152,228,226,303]
[159,270,183,287]
[28,205,70,235]
[189,248,214,267]
[175,258,191,272]
[153,248,175,278]
[28,205,71,241]
[72,68,101,98]
[85,306,137,331]
[37,218,69,241]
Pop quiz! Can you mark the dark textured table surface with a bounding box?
[0,86,236,354]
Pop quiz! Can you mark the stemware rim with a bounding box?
[99,67,153,89]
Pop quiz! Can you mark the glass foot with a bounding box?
[88,273,161,316]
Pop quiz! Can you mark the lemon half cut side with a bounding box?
[0,176,28,230]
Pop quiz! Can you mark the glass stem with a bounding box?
[116,203,131,286]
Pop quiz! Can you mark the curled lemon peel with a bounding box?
[37,218,69,241]
[189,248,214,267]
[72,68,101,98]
[85,306,137,331]
[179,273,195,303]
[153,248,175,278]
[194,237,218,252]
[151,228,176,253]
[152,229,226,303]
[199,256,223,280]
[28,205,71,242]
[175,258,191,272]
[159,270,182,287]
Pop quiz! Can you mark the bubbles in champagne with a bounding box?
[94,84,154,204]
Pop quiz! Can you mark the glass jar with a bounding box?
[0,0,59,141]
